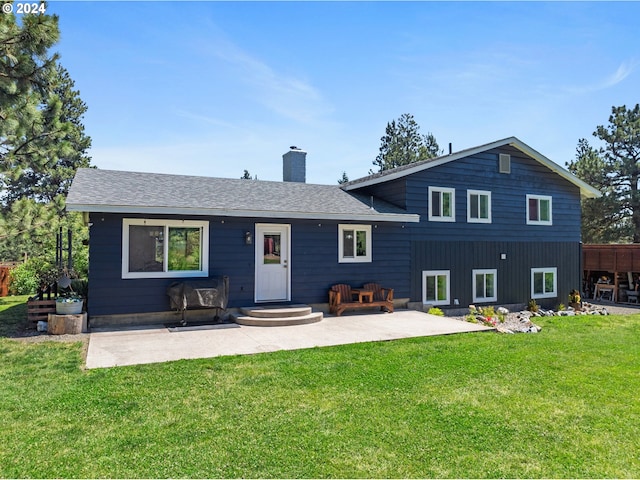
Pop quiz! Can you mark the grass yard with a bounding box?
[0,294,30,337]
[0,298,639,478]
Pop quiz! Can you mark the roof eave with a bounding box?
[65,204,421,223]
[508,140,602,199]
[342,136,602,199]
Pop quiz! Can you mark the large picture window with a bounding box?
[338,224,371,263]
[122,219,209,279]
[428,186,455,222]
[473,269,497,303]
[526,194,552,225]
[422,270,450,306]
[531,267,557,299]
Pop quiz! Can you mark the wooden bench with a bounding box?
[329,283,394,317]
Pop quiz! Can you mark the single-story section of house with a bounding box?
[65,137,600,326]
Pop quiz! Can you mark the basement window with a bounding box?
[531,267,557,299]
[473,269,497,303]
[423,270,450,306]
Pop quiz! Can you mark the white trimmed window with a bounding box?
[531,267,557,299]
[473,269,497,303]
[429,186,455,222]
[526,194,552,225]
[422,270,450,306]
[467,190,492,223]
[122,219,209,279]
[338,224,372,263]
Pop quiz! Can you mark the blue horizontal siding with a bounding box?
[365,146,582,243]
[87,214,410,316]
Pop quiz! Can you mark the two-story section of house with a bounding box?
[342,137,601,309]
[66,137,600,326]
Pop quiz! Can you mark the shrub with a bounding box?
[427,307,444,316]
[8,258,56,295]
[8,263,39,295]
[465,314,478,324]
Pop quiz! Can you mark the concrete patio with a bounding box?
[85,309,492,369]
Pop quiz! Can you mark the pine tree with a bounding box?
[0,7,91,273]
[371,113,441,173]
[568,104,640,243]
[0,7,60,102]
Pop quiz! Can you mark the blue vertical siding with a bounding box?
[411,240,581,309]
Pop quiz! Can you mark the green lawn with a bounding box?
[0,294,30,337]
[1,298,638,478]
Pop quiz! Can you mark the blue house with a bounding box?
[65,137,600,326]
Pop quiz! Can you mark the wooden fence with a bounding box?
[0,266,12,297]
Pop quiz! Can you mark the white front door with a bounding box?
[255,224,290,302]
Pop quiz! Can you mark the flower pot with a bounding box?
[56,300,84,315]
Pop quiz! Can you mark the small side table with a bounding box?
[352,289,374,303]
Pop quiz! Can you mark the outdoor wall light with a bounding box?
[244,231,253,245]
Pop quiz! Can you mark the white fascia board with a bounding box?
[509,140,602,199]
[342,138,517,191]
[65,204,421,223]
[341,156,455,190]
[343,136,602,199]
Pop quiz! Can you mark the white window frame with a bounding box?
[472,269,497,303]
[428,186,456,222]
[531,267,558,299]
[338,224,372,263]
[526,194,553,226]
[422,270,450,306]
[467,189,492,223]
[122,219,209,279]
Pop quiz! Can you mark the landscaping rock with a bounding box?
[459,301,614,333]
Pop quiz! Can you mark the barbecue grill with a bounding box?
[166,276,229,325]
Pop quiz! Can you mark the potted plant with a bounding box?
[55,294,84,315]
[569,289,582,310]
[55,273,84,315]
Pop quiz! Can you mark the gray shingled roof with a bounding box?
[66,168,419,222]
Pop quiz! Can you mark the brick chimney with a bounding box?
[283,146,306,183]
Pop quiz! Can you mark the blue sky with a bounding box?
[47,1,639,185]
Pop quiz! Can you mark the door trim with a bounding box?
[254,223,291,303]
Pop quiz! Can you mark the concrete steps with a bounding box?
[233,304,323,326]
